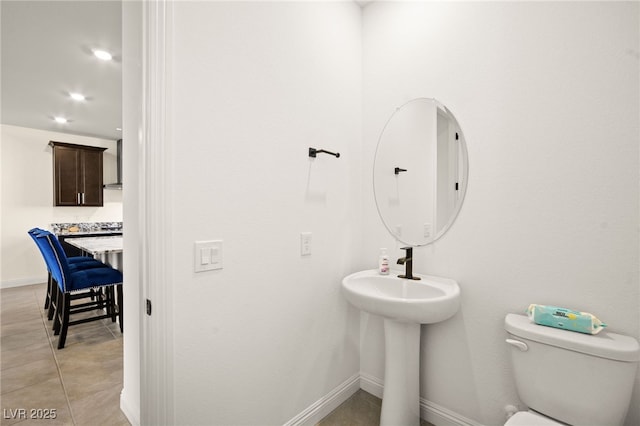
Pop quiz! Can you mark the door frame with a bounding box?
[137,0,175,424]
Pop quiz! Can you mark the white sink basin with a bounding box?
[341,269,461,324]
[342,269,461,425]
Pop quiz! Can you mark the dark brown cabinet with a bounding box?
[49,141,107,207]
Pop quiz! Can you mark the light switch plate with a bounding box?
[195,240,223,272]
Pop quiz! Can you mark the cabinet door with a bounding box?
[53,146,82,206]
[80,149,104,206]
[50,141,106,207]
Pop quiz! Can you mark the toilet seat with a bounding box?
[505,411,563,426]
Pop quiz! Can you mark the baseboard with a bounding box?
[120,390,140,426]
[1,276,46,289]
[284,373,360,426]
[359,372,384,399]
[421,399,484,426]
[358,373,483,426]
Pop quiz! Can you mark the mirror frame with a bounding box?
[373,98,469,247]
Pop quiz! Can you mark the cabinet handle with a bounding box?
[77,193,81,204]
[81,193,85,204]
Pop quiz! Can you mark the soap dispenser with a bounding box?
[379,248,389,275]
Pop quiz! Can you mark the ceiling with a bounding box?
[1,1,122,141]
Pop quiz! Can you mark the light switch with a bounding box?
[200,248,211,265]
[195,240,223,272]
[210,246,221,267]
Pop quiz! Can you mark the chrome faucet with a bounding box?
[397,246,421,280]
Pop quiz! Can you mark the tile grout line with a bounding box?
[36,286,78,426]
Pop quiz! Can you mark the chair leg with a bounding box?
[108,287,117,323]
[44,272,52,309]
[57,293,71,349]
[117,284,123,333]
[52,287,63,335]
[96,288,105,310]
[47,282,58,321]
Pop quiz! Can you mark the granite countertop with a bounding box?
[65,236,123,255]
[51,222,123,236]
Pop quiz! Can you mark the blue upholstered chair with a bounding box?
[28,228,105,320]
[33,231,123,349]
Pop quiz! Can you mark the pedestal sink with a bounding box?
[341,269,461,426]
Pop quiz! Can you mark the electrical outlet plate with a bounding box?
[424,223,432,238]
[300,232,312,256]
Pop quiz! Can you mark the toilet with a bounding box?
[504,313,639,426]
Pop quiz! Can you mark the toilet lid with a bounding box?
[505,411,563,426]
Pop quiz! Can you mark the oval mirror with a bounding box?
[373,98,469,246]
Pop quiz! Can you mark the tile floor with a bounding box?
[1,283,129,426]
[2,284,433,426]
[317,389,434,426]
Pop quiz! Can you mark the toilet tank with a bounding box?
[505,314,639,426]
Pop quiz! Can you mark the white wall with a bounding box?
[166,2,362,424]
[0,124,123,287]
[362,2,639,426]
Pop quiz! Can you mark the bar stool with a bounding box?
[34,231,123,349]
[28,228,106,320]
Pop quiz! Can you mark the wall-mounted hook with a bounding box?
[394,167,407,175]
[309,147,340,158]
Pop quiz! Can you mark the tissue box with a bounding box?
[527,304,607,335]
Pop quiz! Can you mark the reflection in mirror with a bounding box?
[373,98,468,247]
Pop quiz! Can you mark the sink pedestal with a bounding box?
[341,270,461,425]
[381,319,421,426]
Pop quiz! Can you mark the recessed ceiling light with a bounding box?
[116,127,122,131]
[54,116,68,124]
[93,49,112,61]
[70,92,85,101]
